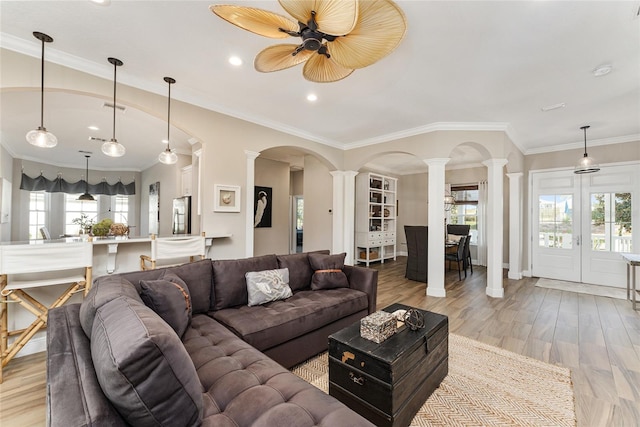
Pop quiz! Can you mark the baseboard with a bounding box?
[11,334,47,358]
[396,250,408,257]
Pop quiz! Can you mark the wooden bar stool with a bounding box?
[140,232,206,270]
[0,239,92,383]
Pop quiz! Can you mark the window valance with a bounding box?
[20,173,135,195]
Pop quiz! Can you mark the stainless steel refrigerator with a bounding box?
[172,196,191,235]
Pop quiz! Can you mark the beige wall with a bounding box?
[290,170,303,196]
[139,154,191,236]
[0,144,12,242]
[253,157,290,256]
[396,172,428,253]
[302,155,333,252]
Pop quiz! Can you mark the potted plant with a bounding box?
[72,214,94,235]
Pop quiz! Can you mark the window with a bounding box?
[450,185,478,244]
[538,194,573,248]
[65,194,98,235]
[28,192,47,240]
[590,192,632,252]
[113,195,130,225]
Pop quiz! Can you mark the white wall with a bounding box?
[302,155,333,252]
[0,144,12,242]
[254,157,290,256]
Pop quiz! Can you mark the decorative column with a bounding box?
[330,171,345,256]
[244,150,260,258]
[507,172,523,280]
[483,158,508,298]
[424,158,450,298]
[330,171,358,265]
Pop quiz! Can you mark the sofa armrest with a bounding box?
[47,305,127,427]
[343,265,378,314]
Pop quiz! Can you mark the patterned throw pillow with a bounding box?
[308,252,349,290]
[245,268,293,306]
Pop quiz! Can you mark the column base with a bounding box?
[426,286,446,298]
[486,286,504,298]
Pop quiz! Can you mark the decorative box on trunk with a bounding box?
[360,310,396,343]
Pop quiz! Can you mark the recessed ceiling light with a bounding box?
[541,102,566,112]
[88,125,99,131]
[306,93,318,102]
[90,0,111,6]
[592,64,612,77]
[228,56,243,66]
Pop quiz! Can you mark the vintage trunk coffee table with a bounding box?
[328,303,448,427]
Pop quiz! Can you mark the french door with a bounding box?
[532,164,639,288]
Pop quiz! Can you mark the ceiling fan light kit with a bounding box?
[211,0,407,83]
[102,57,126,157]
[26,31,58,148]
[574,125,600,174]
[159,76,178,165]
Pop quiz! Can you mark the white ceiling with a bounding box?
[1,1,639,172]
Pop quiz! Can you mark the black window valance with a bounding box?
[20,173,135,196]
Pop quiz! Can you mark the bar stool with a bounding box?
[0,239,92,383]
[140,232,206,270]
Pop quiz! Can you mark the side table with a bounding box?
[622,253,640,311]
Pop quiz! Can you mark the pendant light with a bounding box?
[78,155,96,201]
[102,57,126,157]
[159,76,178,165]
[574,125,600,174]
[26,32,57,148]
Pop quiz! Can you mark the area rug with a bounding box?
[535,277,627,300]
[291,334,576,426]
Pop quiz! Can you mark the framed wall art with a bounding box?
[214,184,241,212]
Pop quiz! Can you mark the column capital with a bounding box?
[506,172,523,179]
[244,150,260,160]
[482,158,508,168]
[422,158,451,167]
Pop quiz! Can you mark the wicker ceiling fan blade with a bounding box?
[210,5,299,39]
[329,0,406,69]
[279,0,358,36]
[254,44,314,72]
[302,52,354,83]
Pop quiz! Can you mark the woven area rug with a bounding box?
[291,334,576,426]
[535,277,627,300]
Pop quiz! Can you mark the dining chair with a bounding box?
[0,238,93,382]
[140,232,206,270]
[464,234,473,274]
[445,235,467,280]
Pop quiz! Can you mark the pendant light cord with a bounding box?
[39,36,45,128]
[167,80,171,150]
[112,62,117,140]
[582,125,590,158]
[85,156,90,193]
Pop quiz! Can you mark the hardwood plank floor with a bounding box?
[1,257,639,426]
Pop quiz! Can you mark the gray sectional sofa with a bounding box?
[46,251,377,426]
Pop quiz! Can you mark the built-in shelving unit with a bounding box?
[355,173,397,266]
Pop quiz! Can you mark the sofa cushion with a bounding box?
[246,268,293,306]
[276,250,329,292]
[182,314,374,427]
[140,276,192,337]
[91,296,203,427]
[308,252,349,290]
[79,275,142,338]
[168,259,214,314]
[213,288,368,351]
[212,254,278,310]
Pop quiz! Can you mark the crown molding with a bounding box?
[524,133,640,155]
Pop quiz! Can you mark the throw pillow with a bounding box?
[308,252,349,290]
[245,268,293,306]
[91,296,203,427]
[447,234,462,243]
[140,273,192,337]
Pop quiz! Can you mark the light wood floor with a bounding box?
[1,257,639,426]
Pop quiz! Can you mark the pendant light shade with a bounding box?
[574,125,600,174]
[159,76,178,165]
[26,32,57,148]
[102,57,126,157]
[78,155,96,201]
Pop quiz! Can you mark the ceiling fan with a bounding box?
[211,0,407,83]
